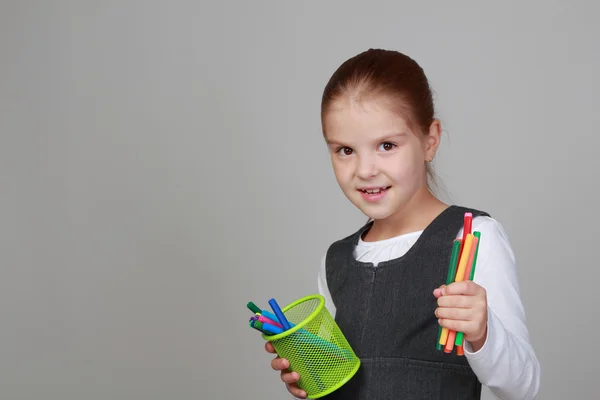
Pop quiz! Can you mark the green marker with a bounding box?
[247,301,261,314]
[455,231,481,346]
[470,231,481,280]
[437,239,461,350]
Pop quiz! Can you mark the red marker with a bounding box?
[460,212,473,256]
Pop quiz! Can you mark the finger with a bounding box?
[438,318,475,333]
[281,370,300,384]
[437,295,474,309]
[265,341,276,354]
[435,306,472,321]
[439,294,487,312]
[443,280,482,296]
[271,357,289,371]
[286,383,307,399]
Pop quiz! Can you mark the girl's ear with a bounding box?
[425,119,442,162]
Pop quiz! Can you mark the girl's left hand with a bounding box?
[433,281,488,351]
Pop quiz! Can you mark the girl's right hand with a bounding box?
[265,341,307,398]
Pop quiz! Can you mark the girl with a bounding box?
[265,49,540,399]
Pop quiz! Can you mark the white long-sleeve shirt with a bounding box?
[316,216,541,400]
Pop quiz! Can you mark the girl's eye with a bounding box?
[337,147,354,156]
[379,142,396,151]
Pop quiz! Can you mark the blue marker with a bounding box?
[268,298,291,330]
[261,323,284,335]
[261,310,281,324]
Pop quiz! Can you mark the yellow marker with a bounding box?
[454,234,474,283]
[439,326,450,346]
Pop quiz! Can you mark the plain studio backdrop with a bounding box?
[1,1,598,399]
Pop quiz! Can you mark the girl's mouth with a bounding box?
[358,186,391,202]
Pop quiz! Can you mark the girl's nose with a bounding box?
[355,155,377,180]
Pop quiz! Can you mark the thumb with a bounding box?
[433,284,446,298]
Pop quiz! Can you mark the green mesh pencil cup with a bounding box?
[262,294,361,398]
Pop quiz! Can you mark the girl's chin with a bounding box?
[354,203,397,221]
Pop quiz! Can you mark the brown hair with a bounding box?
[320,48,442,195]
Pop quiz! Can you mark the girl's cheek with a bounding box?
[384,157,419,182]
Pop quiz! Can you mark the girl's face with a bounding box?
[323,96,439,221]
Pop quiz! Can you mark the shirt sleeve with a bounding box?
[462,216,541,400]
[317,254,337,319]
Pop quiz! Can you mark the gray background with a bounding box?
[1,1,598,399]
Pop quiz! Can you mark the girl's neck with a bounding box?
[362,189,448,242]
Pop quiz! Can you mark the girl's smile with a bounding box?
[358,186,391,202]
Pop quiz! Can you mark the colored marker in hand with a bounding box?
[454,234,474,284]
[455,231,482,347]
[460,212,472,255]
[438,239,461,350]
[470,232,481,281]
[443,234,474,352]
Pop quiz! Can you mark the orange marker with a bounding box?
[463,236,479,280]
[444,330,456,352]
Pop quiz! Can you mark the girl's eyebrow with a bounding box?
[375,132,408,142]
[325,138,346,147]
[325,135,352,147]
[326,132,408,146]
